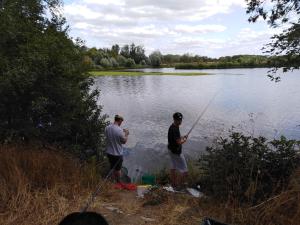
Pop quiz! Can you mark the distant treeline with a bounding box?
[83,43,299,70]
[174,55,297,69]
[83,43,162,69]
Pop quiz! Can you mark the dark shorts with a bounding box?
[107,154,123,171]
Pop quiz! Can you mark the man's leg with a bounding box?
[107,154,123,183]
[178,171,188,188]
[114,155,123,183]
[177,154,188,189]
[107,154,115,182]
[113,170,121,183]
[170,169,177,188]
[169,152,179,188]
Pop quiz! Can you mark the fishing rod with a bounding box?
[80,156,123,213]
[186,92,219,137]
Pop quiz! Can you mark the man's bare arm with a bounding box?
[121,129,129,144]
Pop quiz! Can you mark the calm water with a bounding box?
[93,68,300,175]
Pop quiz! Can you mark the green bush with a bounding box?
[199,132,300,203]
[125,58,136,67]
[140,59,147,66]
[149,51,162,67]
[100,58,112,68]
[110,57,119,68]
[116,55,127,67]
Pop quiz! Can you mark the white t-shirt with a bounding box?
[105,123,126,156]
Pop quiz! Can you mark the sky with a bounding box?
[62,0,282,58]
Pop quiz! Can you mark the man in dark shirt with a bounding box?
[168,112,188,189]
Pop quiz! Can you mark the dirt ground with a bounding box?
[89,187,204,225]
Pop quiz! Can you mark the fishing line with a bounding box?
[186,91,219,137]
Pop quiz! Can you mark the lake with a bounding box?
[93,68,300,176]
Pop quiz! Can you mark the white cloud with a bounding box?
[64,0,246,24]
[124,0,245,12]
[62,0,280,57]
[83,0,125,6]
[174,24,227,34]
[160,27,281,57]
[64,4,100,19]
[113,25,171,38]
[213,27,282,56]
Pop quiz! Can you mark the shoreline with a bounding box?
[89,71,212,76]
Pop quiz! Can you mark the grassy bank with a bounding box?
[1,145,299,225]
[89,70,211,76]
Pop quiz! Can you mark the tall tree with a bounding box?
[246,0,300,81]
[111,44,120,57]
[120,43,146,64]
[0,0,107,158]
[120,44,130,58]
[149,51,162,67]
[132,45,146,64]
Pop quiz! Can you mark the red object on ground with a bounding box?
[114,183,137,191]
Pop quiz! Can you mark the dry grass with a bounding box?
[140,168,300,225]
[198,169,300,225]
[0,145,103,225]
[141,188,202,225]
[0,145,299,225]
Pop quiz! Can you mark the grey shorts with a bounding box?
[169,151,188,173]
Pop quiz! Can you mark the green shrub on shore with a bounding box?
[199,132,300,204]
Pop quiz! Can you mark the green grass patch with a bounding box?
[89,70,211,76]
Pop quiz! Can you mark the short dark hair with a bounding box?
[114,115,124,122]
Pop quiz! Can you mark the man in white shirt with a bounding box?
[105,115,129,183]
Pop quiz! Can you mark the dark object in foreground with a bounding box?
[59,212,109,225]
[201,217,229,225]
